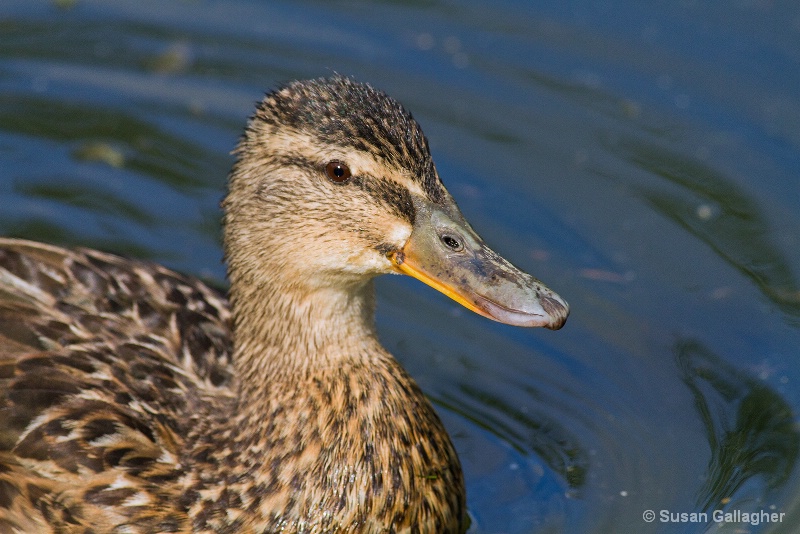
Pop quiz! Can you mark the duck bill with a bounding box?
[388,198,569,330]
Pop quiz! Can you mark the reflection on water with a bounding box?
[620,138,800,324]
[439,384,588,489]
[677,340,799,512]
[0,94,225,190]
[0,92,228,268]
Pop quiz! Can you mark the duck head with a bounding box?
[223,76,568,330]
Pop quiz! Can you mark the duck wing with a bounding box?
[0,238,233,532]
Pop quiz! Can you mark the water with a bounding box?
[2,1,799,532]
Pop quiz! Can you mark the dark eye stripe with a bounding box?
[264,156,416,223]
[357,176,415,224]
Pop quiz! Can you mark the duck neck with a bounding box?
[228,273,383,405]
[187,272,466,532]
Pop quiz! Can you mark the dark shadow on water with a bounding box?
[676,339,799,512]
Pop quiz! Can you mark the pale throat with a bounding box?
[228,272,384,394]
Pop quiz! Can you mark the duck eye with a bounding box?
[325,161,352,183]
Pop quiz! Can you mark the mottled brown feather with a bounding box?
[0,240,234,532]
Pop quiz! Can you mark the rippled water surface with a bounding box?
[2,1,800,532]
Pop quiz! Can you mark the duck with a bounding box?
[0,76,568,533]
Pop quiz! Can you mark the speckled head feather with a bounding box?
[253,75,446,204]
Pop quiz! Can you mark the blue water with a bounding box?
[2,1,799,532]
